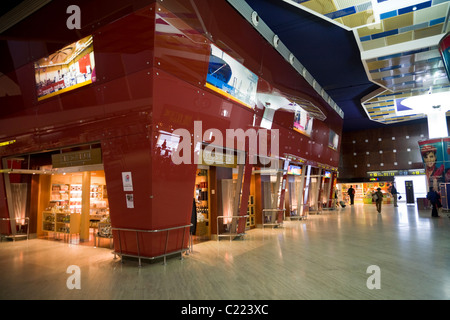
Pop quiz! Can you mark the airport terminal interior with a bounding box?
[1,0,450,301]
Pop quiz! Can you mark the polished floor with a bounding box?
[0,202,449,300]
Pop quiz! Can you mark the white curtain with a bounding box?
[10,183,27,226]
[221,179,236,225]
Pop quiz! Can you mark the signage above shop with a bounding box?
[199,149,237,168]
[367,169,425,177]
[52,148,102,168]
[284,154,306,165]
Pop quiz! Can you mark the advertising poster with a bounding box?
[205,44,258,109]
[122,172,134,191]
[126,194,134,209]
[34,35,96,101]
[293,107,313,137]
[418,138,450,187]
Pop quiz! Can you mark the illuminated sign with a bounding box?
[368,171,397,177]
[367,169,425,177]
[0,140,16,147]
[34,35,96,101]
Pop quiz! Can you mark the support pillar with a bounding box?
[80,171,91,242]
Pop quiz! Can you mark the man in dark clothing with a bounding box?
[347,185,355,205]
[426,187,440,218]
[375,187,383,213]
[390,183,399,207]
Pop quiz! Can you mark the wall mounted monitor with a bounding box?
[293,107,313,137]
[328,129,339,150]
[287,164,302,175]
[34,35,96,101]
[205,44,258,109]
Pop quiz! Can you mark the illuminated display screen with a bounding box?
[34,35,96,101]
[293,107,313,137]
[328,129,339,150]
[205,44,258,109]
[287,165,302,175]
[324,171,331,178]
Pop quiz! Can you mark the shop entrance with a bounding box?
[193,167,210,243]
[41,170,110,246]
[285,163,306,220]
[1,144,111,247]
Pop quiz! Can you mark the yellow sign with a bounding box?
[0,140,16,147]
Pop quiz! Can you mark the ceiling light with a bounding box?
[402,91,450,111]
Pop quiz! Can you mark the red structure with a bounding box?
[0,1,342,259]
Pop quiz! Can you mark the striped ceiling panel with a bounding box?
[284,0,450,124]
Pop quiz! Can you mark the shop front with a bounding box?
[0,1,343,262]
[337,182,395,205]
[1,145,111,246]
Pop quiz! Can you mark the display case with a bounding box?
[89,184,109,228]
[42,210,81,237]
[49,184,70,208]
[95,221,113,248]
[69,184,82,213]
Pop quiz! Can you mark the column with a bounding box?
[80,171,91,242]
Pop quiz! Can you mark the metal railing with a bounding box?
[0,217,29,241]
[262,209,285,228]
[216,215,249,241]
[111,224,192,267]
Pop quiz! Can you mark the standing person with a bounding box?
[375,187,383,213]
[347,185,355,205]
[426,187,440,218]
[390,183,399,207]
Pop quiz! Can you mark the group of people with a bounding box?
[345,183,399,214]
[344,183,443,218]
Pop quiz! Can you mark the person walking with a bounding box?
[374,187,383,213]
[390,183,399,207]
[426,186,440,218]
[347,185,355,205]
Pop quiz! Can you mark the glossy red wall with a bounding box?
[0,0,343,257]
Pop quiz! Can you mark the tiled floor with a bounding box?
[1,202,449,300]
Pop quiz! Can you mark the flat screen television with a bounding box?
[34,35,96,101]
[205,44,258,109]
[328,129,339,150]
[287,165,302,175]
[293,107,313,137]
